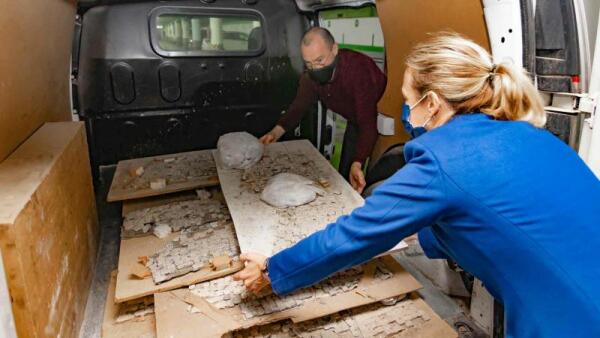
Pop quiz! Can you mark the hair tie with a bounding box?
[488,64,498,81]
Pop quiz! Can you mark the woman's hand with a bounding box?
[259,125,285,145]
[232,253,271,293]
[350,161,366,194]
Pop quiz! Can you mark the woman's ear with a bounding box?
[427,92,442,114]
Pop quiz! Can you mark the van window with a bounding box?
[151,11,264,57]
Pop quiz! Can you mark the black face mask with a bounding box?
[308,54,338,84]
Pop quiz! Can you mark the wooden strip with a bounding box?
[107,149,219,202]
[115,233,243,303]
[214,140,407,256]
[102,271,156,338]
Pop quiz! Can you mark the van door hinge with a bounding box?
[579,94,597,128]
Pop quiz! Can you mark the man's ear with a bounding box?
[332,43,339,55]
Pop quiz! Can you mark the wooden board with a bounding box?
[0,0,75,162]
[115,232,243,303]
[214,140,407,256]
[103,271,156,338]
[154,257,453,338]
[107,149,219,202]
[155,256,422,337]
[0,122,99,338]
[372,0,490,160]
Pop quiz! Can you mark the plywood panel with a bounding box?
[0,0,76,162]
[214,140,407,256]
[372,0,490,160]
[107,150,219,202]
[0,122,99,338]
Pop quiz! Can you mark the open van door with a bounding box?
[579,11,600,177]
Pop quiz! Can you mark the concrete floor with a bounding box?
[77,166,487,338]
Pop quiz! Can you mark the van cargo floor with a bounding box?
[77,166,484,338]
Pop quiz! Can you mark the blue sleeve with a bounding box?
[268,141,449,295]
[418,226,450,259]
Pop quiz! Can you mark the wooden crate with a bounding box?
[0,122,100,338]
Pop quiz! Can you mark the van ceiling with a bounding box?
[79,0,375,11]
[294,0,374,11]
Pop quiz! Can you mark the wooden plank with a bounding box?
[0,122,99,338]
[102,271,156,338]
[0,0,75,162]
[107,149,219,202]
[115,232,243,303]
[214,139,407,256]
[155,256,423,338]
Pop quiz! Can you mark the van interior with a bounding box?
[1,1,598,337]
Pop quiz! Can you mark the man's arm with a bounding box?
[267,141,449,295]
[351,69,380,164]
[347,67,382,192]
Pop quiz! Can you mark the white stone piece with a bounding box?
[150,178,167,190]
[153,224,172,239]
[217,132,264,169]
[133,166,144,177]
[196,189,212,200]
[260,173,324,208]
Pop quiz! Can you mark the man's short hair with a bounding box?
[302,27,335,48]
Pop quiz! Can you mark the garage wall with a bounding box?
[0,0,77,162]
[373,0,490,160]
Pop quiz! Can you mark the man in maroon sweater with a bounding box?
[260,27,386,194]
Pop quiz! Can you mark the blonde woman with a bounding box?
[234,33,600,337]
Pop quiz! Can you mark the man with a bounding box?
[259,27,386,194]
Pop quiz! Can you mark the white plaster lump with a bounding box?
[218,132,264,169]
[260,173,324,208]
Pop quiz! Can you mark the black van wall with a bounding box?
[75,0,307,175]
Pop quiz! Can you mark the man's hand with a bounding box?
[232,253,270,293]
[350,161,366,194]
[259,125,285,145]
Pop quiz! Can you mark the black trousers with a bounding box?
[338,122,359,182]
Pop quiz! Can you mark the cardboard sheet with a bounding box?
[155,256,422,337]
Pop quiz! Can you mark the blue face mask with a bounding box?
[401,93,434,139]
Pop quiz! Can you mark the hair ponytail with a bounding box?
[406,33,546,128]
[484,63,546,127]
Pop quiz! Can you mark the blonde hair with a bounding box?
[405,32,546,127]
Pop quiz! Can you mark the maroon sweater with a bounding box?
[278,49,387,164]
